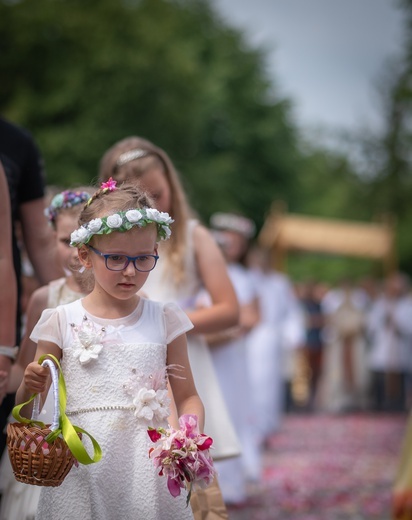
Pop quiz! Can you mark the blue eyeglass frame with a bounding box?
[87,245,159,272]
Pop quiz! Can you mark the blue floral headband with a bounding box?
[45,190,92,226]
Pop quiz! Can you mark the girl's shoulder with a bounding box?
[40,298,83,322]
[141,296,175,317]
[138,297,157,317]
[28,284,50,311]
[158,300,194,344]
[191,222,220,254]
[141,297,193,333]
[31,300,82,344]
[47,277,67,290]
[47,276,68,308]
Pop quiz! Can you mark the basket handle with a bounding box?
[11,354,102,465]
[31,358,60,431]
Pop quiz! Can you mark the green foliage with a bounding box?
[354,16,412,275]
[283,145,384,282]
[0,0,299,232]
[293,147,371,221]
[2,0,409,281]
[288,253,381,284]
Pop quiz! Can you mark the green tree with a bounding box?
[283,143,382,282]
[354,10,412,273]
[0,0,300,231]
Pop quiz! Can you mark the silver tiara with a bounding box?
[210,212,256,239]
[116,149,149,168]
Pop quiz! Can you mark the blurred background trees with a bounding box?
[1,0,411,280]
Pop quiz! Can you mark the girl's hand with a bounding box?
[24,361,50,394]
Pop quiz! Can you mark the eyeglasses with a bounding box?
[87,245,159,272]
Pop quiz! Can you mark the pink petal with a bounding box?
[197,435,213,451]
[178,414,199,436]
[167,476,182,498]
[147,428,162,443]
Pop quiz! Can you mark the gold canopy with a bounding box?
[259,204,396,272]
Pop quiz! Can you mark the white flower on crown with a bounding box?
[71,227,90,245]
[145,208,161,222]
[87,218,103,233]
[156,211,174,225]
[125,209,143,223]
[162,226,172,239]
[106,213,123,228]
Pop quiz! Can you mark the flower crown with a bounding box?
[45,190,92,226]
[70,208,174,247]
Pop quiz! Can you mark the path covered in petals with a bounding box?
[227,413,407,520]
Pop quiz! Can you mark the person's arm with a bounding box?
[0,163,17,401]
[393,297,412,337]
[7,285,49,393]
[167,334,204,432]
[19,198,64,284]
[15,339,61,419]
[205,298,260,347]
[282,279,306,350]
[187,225,239,334]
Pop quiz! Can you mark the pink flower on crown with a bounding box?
[100,177,117,192]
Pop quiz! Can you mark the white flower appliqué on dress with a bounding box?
[123,367,172,423]
[70,316,105,365]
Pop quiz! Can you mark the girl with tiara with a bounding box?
[14,182,206,519]
[0,187,93,520]
[99,137,241,519]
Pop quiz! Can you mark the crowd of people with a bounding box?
[296,273,412,416]
[0,115,411,519]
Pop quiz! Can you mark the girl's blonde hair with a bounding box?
[78,183,155,228]
[77,183,157,293]
[99,136,192,282]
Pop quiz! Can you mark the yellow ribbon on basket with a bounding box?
[12,354,102,466]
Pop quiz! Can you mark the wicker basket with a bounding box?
[7,359,78,487]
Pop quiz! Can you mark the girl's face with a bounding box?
[138,168,172,214]
[219,230,248,263]
[55,213,82,275]
[83,225,158,303]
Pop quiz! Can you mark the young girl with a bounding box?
[0,188,92,520]
[207,213,261,506]
[99,137,240,519]
[15,182,203,520]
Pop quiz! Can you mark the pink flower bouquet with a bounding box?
[148,414,216,505]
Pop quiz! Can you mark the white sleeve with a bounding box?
[163,302,194,344]
[29,307,64,348]
[282,279,306,349]
[366,300,384,337]
[394,298,412,337]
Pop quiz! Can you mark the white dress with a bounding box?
[211,263,261,503]
[367,294,412,372]
[30,297,194,520]
[319,288,370,412]
[245,269,304,440]
[0,278,85,520]
[143,220,240,461]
